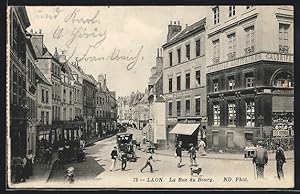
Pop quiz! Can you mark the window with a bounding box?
[177,48,181,63]
[177,75,181,91]
[213,79,219,93]
[185,99,190,115]
[279,24,289,53]
[46,90,49,103]
[227,132,234,147]
[41,111,44,124]
[245,26,255,54]
[195,98,201,116]
[246,100,255,127]
[212,131,219,146]
[12,13,18,51]
[213,39,220,63]
[196,70,201,86]
[186,44,190,60]
[70,91,72,104]
[168,101,172,116]
[185,73,190,89]
[63,89,66,102]
[273,72,294,88]
[176,100,181,116]
[246,5,254,9]
[196,39,201,57]
[169,52,173,66]
[228,102,236,126]
[63,108,66,120]
[229,6,236,17]
[42,89,45,103]
[213,103,220,126]
[70,107,72,120]
[213,6,220,25]
[169,78,172,92]
[245,72,254,88]
[228,76,235,90]
[46,112,49,125]
[228,33,236,59]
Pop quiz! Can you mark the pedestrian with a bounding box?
[253,141,268,179]
[45,146,52,169]
[175,141,183,168]
[121,151,128,171]
[57,148,64,169]
[275,142,286,180]
[199,139,206,156]
[14,157,23,183]
[21,156,27,182]
[140,152,155,173]
[188,143,197,166]
[24,150,34,178]
[110,146,118,171]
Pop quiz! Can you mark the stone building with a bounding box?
[9,6,31,157]
[162,19,207,149]
[205,6,294,150]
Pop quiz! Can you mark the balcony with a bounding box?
[212,57,220,64]
[279,45,289,54]
[244,46,255,55]
[227,52,236,60]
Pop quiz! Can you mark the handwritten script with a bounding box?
[34,7,143,70]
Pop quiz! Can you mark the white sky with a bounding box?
[26,6,208,97]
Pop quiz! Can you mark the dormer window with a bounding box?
[213,6,220,25]
[229,6,236,17]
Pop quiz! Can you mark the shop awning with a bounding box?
[169,123,200,135]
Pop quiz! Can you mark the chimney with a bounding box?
[98,74,105,86]
[59,51,67,63]
[156,48,163,73]
[30,29,44,57]
[167,20,182,42]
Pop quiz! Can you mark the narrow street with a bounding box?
[46,128,294,188]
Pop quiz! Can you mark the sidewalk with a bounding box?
[16,133,116,185]
[140,144,294,161]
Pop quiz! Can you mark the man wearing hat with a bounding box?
[275,142,286,180]
[110,146,118,171]
[253,141,268,179]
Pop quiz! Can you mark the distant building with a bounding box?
[206,6,294,150]
[162,19,207,149]
[147,48,166,148]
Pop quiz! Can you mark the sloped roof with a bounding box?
[163,18,206,48]
[35,64,52,86]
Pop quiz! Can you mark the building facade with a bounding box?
[147,48,166,148]
[9,7,30,157]
[35,65,52,146]
[162,19,207,149]
[206,6,294,150]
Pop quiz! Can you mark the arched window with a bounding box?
[273,71,294,88]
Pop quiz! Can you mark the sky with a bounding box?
[26,6,208,97]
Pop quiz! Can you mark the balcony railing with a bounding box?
[244,46,255,55]
[212,57,220,64]
[227,52,236,60]
[279,45,289,54]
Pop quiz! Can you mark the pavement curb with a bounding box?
[140,148,294,161]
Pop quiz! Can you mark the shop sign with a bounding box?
[207,52,293,73]
[38,104,51,109]
[167,118,177,123]
[273,130,289,137]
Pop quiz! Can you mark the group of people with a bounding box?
[175,139,206,168]
[110,145,155,173]
[252,141,286,180]
[12,150,34,183]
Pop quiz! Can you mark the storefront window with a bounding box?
[228,102,236,126]
[213,103,220,126]
[246,100,255,127]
